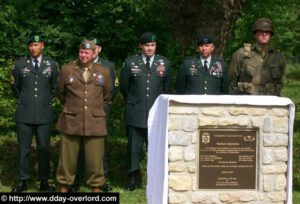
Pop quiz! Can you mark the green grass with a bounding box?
[0,63,299,203]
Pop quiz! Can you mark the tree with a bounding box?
[165,0,247,58]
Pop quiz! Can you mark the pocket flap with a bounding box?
[92,108,105,116]
[62,106,80,115]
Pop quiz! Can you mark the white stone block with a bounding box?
[169,116,181,131]
[273,118,289,133]
[169,175,191,191]
[263,134,288,147]
[191,192,218,204]
[169,131,190,146]
[229,107,266,116]
[271,108,289,117]
[169,193,187,204]
[274,148,288,162]
[263,148,272,164]
[219,192,257,202]
[199,117,217,126]
[182,116,198,132]
[202,108,225,116]
[262,163,287,174]
[169,146,183,162]
[169,163,185,172]
[184,145,196,161]
[267,191,287,201]
[263,175,271,192]
[275,174,287,191]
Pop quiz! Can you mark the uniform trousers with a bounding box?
[56,134,105,187]
[16,122,51,181]
[126,125,148,174]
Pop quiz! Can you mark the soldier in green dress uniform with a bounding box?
[10,34,58,192]
[120,32,173,191]
[176,35,228,94]
[228,18,286,96]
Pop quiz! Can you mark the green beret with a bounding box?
[140,32,156,45]
[88,37,100,46]
[197,35,214,46]
[27,34,43,45]
[79,39,96,50]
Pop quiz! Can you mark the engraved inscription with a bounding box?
[198,129,257,189]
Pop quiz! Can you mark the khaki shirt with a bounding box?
[229,43,286,96]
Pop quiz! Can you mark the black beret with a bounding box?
[88,37,100,46]
[140,32,156,45]
[197,35,213,46]
[27,34,43,45]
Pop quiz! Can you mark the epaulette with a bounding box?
[243,43,252,57]
[126,54,140,61]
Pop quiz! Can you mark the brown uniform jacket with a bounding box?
[228,43,286,96]
[56,61,112,136]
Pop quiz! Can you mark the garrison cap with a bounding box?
[27,34,43,45]
[88,37,100,46]
[140,32,156,45]
[79,39,96,50]
[197,35,214,46]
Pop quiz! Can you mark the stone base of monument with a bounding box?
[147,95,294,204]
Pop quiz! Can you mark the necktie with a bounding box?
[83,67,90,82]
[146,57,150,71]
[204,60,208,73]
[34,59,39,72]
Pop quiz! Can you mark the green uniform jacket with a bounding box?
[120,54,172,128]
[11,56,59,124]
[229,43,286,96]
[56,61,112,136]
[176,56,228,94]
[96,57,119,99]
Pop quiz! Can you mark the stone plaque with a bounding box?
[198,129,257,189]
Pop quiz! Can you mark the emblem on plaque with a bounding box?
[243,135,255,142]
[202,133,210,144]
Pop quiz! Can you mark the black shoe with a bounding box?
[69,176,80,192]
[100,184,112,192]
[40,180,55,191]
[125,174,136,191]
[11,180,27,192]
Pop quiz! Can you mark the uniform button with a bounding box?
[204,87,207,90]
[34,94,38,98]
[84,106,87,109]
[34,88,38,91]
[85,91,88,94]
[147,87,149,90]
[148,74,150,76]
[84,99,87,102]
[147,80,149,83]
[35,75,38,78]
[35,81,37,84]
[146,94,149,97]
[205,81,207,84]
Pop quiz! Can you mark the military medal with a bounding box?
[157,61,166,77]
[96,74,104,83]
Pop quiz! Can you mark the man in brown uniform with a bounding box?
[56,39,112,192]
[229,18,286,96]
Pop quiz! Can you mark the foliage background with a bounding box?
[0,0,299,195]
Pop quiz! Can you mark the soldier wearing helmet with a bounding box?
[229,18,286,96]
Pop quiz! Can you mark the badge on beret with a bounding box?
[152,35,156,42]
[85,43,91,49]
[35,36,40,42]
